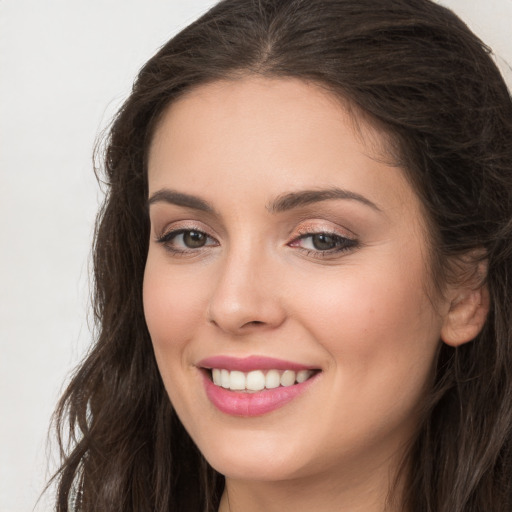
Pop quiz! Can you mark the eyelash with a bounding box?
[290,231,359,257]
[155,228,358,258]
[156,228,219,256]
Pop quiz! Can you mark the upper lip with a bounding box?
[197,355,318,372]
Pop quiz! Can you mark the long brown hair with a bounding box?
[51,0,512,510]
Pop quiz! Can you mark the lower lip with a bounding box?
[202,371,319,417]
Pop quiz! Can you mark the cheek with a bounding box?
[291,251,442,404]
[142,254,212,422]
[142,254,207,357]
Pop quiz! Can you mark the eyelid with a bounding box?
[157,228,217,244]
[155,219,218,240]
[292,220,357,240]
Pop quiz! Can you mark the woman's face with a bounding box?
[144,77,448,484]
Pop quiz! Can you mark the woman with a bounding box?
[52,0,512,510]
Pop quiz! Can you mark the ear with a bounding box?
[440,261,490,347]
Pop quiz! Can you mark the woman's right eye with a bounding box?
[156,229,218,253]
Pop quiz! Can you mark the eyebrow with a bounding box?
[147,189,215,213]
[268,188,382,213]
[147,186,381,214]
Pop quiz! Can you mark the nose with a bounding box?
[207,247,286,335]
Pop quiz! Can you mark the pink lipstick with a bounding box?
[198,355,314,372]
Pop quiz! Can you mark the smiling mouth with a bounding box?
[206,368,320,392]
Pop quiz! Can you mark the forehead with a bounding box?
[149,77,397,163]
[147,76,416,217]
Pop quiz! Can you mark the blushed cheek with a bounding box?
[294,263,439,367]
[142,259,202,355]
[300,270,441,439]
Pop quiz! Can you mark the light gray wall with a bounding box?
[1,1,510,511]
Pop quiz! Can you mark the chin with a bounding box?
[208,453,303,482]
[195,427,310,482]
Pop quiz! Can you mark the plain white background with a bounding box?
[0,1,510,511]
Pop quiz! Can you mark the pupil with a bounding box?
[312,234,336,250]
[184,231,206,248]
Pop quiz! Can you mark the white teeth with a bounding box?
[212,368,222,385]
[209,368,315,391]
[296,370,311,383]
[221,369,230,389]
[246,370,266,391]
[230,371,246,390]
[280,370,296,387]
[265,369,281,389]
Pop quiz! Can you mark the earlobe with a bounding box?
[440,281,490,347]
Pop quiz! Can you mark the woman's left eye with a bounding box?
[289,232,358,255]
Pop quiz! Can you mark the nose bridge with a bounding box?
[207,235,284,333]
